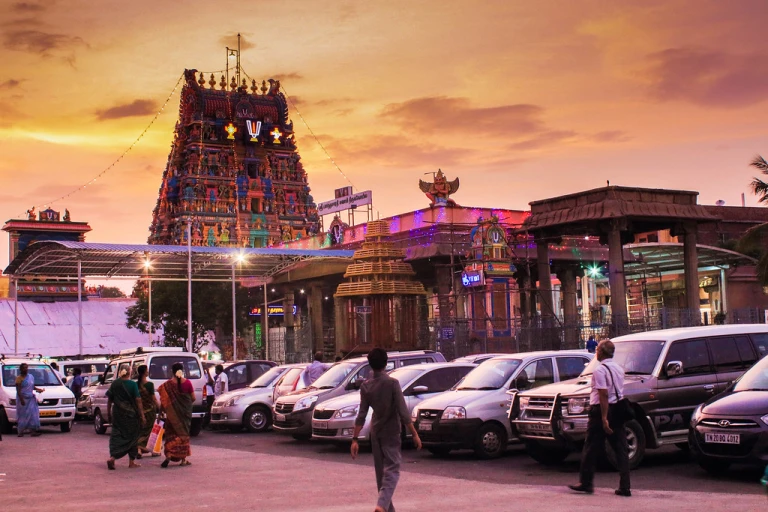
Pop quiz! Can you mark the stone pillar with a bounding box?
[283,292,295,356]
[607,222,628,335]
[334,298,348,355]
[308,286,324,356]
[436,266,453,322]
[581,274,590,324]
[535,237,555,321]
[557,266,580,349]
[683,222,700,325]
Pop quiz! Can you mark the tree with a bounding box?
[100,286,127,298]
[736,155,768,285]
[126,280,261,353]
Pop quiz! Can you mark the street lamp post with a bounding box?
[187,219,193,353]
[144,258,152,346]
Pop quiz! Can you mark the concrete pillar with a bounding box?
[607,223,628,335]
[333,298,347,355]
[436,266,453,322]
[283,291,295,356]
[558,266,579,349]
[535,237,554,320]
[719,268,728,315]
[308,286,324,356]
[683,223,701,325]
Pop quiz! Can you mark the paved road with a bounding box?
[1,422,764,511]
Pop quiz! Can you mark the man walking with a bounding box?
[569,339,631,497]
[351,348,422,512]
[306,351,329,385]
[214,364,229,398]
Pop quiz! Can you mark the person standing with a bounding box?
[106,367,145,470]
[136,365,160,457]
[214,364,229,398]
[50,362,64,382]
[586,336,598,354]
[351,348,422,512]
[70,368,85,402]
[15,363,44,437]
[306,351,329,385]
[158,362,195,467]
[569,339,631,497]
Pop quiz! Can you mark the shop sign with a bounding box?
[317,190,373,215]
[461,270,485,287]
[249,305,297,317]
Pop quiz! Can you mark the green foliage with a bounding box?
[740,155,768,286]
[99,286,127,298]
[126,280,260,353]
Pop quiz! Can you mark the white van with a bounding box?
[59,359,110,381]
[89,347,207,436]
[0,357,77,434]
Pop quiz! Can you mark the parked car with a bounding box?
[510,325,768,469]
[210,364,304,433]
[312,362,476,443]
[76,379,102,419]
[689,351,768,473]
[415,351,592,458]
[205,360,277,393]
[273,350,446,440]
[90,347,207,436]
[272,364,312,404]
[65,372,101,391]
[451,354,508,365]
[0,357,77,434]
[59,359,109,382]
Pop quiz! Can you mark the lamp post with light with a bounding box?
[225,33,241,89]
[144,258,152,346]
[232,252,246,360]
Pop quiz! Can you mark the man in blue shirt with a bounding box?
[586,336,598,353]
[70,368,85,401]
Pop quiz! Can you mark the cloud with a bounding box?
[2,29,87,58]
[315,134,471,168]
[644,48,768,107]
[590,130,632,143]
[11,2,45,12]
[271,72,303,83]
[0,101,27,127]
[218,33,255,51]
[381,97,546,136]
[507,130,577,151]
[0,79,24,90]
[95,99,158,120]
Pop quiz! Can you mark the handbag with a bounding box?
[146,418,165,454]
[604,364,635,424]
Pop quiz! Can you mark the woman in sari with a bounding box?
[106,368,145,470]
[158,362,195,467]
[136,365,160,457]
[15,363,44,437]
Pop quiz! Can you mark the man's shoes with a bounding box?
[615,489,632,497]
[568,484,594,494]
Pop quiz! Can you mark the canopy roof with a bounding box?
[624,243,756,277]
[4,241,354,282]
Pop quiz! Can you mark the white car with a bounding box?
[413,351,593,458]
[311,362,476,443]
[0,358,77,434]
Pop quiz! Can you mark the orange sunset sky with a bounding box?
[1,0,767,273]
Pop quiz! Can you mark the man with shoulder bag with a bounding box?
[569,339,632,497]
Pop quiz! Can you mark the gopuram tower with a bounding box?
[149,69,320,248]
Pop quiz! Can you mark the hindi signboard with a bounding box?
[317,190,373,216]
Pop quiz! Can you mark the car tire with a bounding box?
[525,441,570,465]
[244,405,271,433]
[697,456,731,475]
[0,408,13,435]
[427,446,452,457]
[60,421,72,433]
[606,419,646,470]
[473,423,507,459]
[190,418,203,437]
[93,409,107,435]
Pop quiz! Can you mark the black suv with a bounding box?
[689,353,768,473]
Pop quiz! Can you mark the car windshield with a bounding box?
[389,367,426,388]
[249,367,286,388]
[581,340,666,376]
[733,356,768,392]
[457,359,521,390]
[2,364,62,387]
[311,362,358,389]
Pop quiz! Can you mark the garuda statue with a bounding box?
[419,169,459,206]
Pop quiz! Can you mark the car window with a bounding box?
[227,364,249,387]
[248,363,271,381]
[411,368,460,393]
[104,363,116,384]
[131,359,146,379]
[516,358,554,390]
[734,336,757,367]
[348,364,373,387]
[749,333,768,359]
[709,337,747,373]
[400,358,430,367]
[2,364,61,387]
[556,356,588,381]
[278,367,303,388]
[665,339,711,375]
[148,356,202,380]
[118,362,131,378]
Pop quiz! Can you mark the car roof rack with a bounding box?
[0,353,45,361]
[118,347,185,357]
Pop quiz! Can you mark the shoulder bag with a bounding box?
[604,364,635,425]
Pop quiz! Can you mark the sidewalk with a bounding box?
[2,432,764,511]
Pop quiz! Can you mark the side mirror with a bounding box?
[346,381,361,391]
[666,361,683,378]
[411,385,429,395]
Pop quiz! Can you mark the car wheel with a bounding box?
[244,405,271,433]
[190,418,203,437]
[697,456,731,475]
[0,408,12,435]
[60,421,72,433]
[474,423,507,459]
[427,446,452,457]
[93,410,107,435]
[606,419,646,470]
[524,441,570,465]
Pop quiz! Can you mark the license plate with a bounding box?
[522,423,550,432]
[315,421,328,429]
[419,422,432,431]
[275,413,285,422]
[705,432,740,444]
[39,410,57,417]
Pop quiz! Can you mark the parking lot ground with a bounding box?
[2,423,765,511]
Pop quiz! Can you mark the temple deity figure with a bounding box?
[206,227,216,247]
[26,207,35,220]
[419,169,460,206]
[63,209,71,222]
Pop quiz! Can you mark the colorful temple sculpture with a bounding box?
[149,70,320,248]
[3,208,91,301]
[334,220,428,352]
[419,169,460,207]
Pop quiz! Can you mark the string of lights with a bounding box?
[19,72,186,217]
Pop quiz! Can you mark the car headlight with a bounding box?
[62,398,76,405]
[225,396,242,407]
[334,405,359,419]
[760,413,768,427]
[567,397,589,416]
[441,406,467,420]
[9,399,16,406]
[518,397,530,410]
[294,395,318,412]
[411,407,419,421]
[690,404,704,426]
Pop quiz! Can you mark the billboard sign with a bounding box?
[317,190,373,216]
[248,305,298,317]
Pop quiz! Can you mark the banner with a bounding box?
[317,190,372,216]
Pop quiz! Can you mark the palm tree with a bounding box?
[737,155,768,285]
